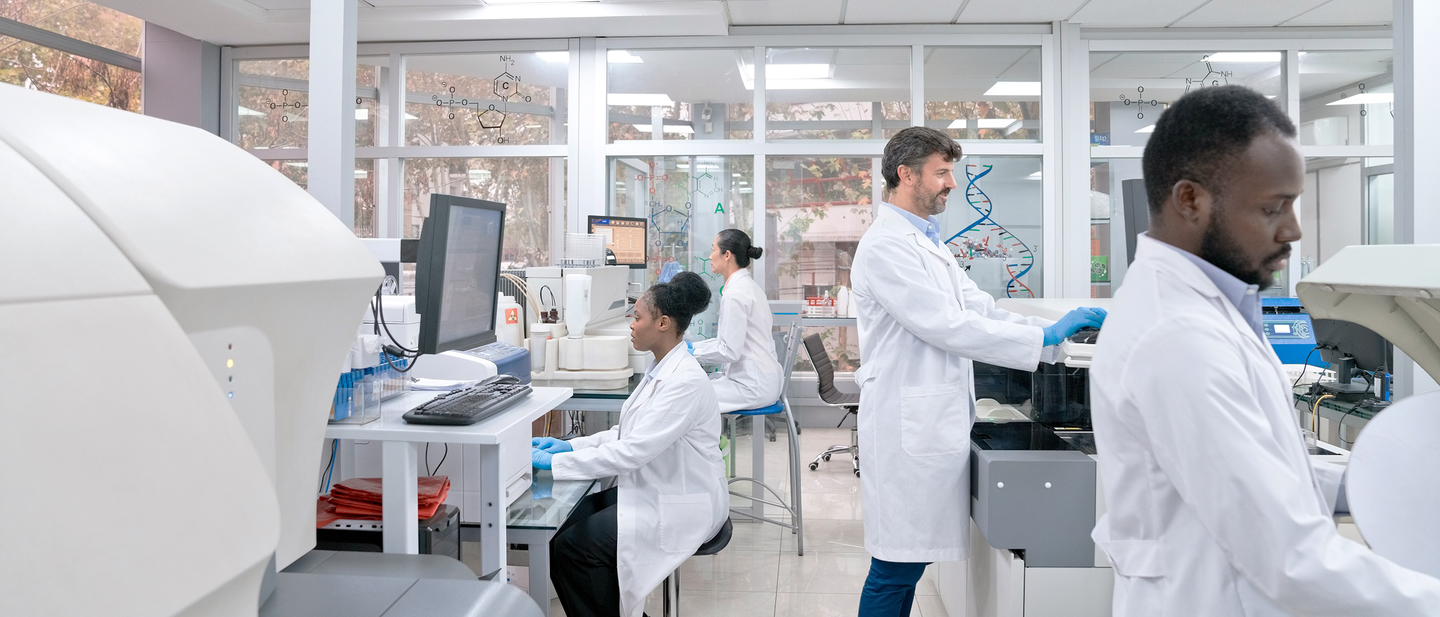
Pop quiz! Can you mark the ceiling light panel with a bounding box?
[984,81,1041,96]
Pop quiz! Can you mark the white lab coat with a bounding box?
[1090,234,1440,616]
[851,204,1050,562]
[550,343,728,617]
[691,268,783,413]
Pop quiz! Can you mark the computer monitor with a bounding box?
[415,194,507,354]
[1314,318,1393,374]
[588,215,648,269]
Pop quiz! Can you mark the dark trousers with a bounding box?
[857,558,929,617]
[550,487,621,617]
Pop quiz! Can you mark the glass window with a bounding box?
[0,41,139,111]
[406,52,567,147]
[765,48,910,140]
[608,156,755,338]
[402,158,561,270]
[1366,172,1394,245]
[940,156,1044,299]
[237,60,375,150]
[1297,51,1393,147]
[1088,159,1144,295]
[1090,51,1282,147]
[1,0,142,56]
[925,47,1041,141]
[607,49,754,142]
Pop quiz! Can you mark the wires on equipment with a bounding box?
[319,438,338,495]
[1311,394,1334,434]
[1292,345,1322,392]
[424,443,449,476]
[373,285,422,373]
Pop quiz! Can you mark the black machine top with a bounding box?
[971,421,1076,452]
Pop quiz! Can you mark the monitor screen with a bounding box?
[415,194,506,354]
[1273,323,1291,334]
[588,216,648,269]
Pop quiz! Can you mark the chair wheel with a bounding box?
[855,470,860,477]
[809,462,819,471]
[822,454,831,462]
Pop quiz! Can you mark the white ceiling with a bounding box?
[98,0,1391,47]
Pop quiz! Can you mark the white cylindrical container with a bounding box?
[564,273,592,339]
[835,286,850,318]
[496,293,524,347]
[544,338,559,373]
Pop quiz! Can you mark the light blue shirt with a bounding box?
[881,201,942,247]
[1151,236,1264,339]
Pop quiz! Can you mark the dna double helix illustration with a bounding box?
[945,163,1036,298]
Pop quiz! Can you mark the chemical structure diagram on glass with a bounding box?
[430,55,532,143]
[1118,54,1236,120]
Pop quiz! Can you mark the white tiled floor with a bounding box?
[544,427,949,617]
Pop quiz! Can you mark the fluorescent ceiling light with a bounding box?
[1327,92,1394,105]
[632,124,694,135]
[762,64,830,79]
[355,170,368,179]
[238,106,264,117]
[1028,171,1042,179]
[404,112,419,121]
[1135,125,1156,133]
[608,50,644,64]
[608,93,674,106]
[285,162,307,168]
[984,81,1041,97]
[485,0,598,4]
[355,109,368,120]
[537,52,569,64]
[1204,52,1281,63]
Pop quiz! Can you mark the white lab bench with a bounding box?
[325,386,572,580]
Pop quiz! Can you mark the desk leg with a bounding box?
[478,443,508,577]
[510,528,552,617]
[382,440,420,554]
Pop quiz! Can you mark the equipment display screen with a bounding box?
[589,216,647,268]
[1273,324,1292,334]
[436,205,503,347]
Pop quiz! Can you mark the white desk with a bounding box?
[325,386,573,578]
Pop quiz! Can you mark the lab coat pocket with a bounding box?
[658,493,713,553]
[1096,538,1165,579]
[899,383,968,456]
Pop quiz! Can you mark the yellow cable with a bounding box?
[1311,394,1334,434]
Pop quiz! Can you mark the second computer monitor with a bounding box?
[588,215,648,269]
[415,194,507,355]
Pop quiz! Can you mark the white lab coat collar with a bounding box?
[1133,234,1271,355]
[874,203,954,264]
[724,267,752,288]
[628,340,688,412]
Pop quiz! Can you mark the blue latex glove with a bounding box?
[686,341,694,354]
[531,448,553,470]
[1042,307,1108,346]
[659,260,683,283]
[532,437,573,454]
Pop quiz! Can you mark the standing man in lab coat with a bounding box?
[851,127,1107,616]
[1090,85,1440,615]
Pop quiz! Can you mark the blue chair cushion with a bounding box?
[727,400,785,416]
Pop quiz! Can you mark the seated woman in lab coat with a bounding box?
[690,229,783,413]
[530,271,728,617]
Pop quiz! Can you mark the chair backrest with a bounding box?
[802,333,848,405]
[770,319,802,395]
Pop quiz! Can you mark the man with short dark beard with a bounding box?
[1089,85,1440,616]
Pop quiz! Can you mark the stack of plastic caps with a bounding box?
[325,475,451,520]
[331,352,411,421]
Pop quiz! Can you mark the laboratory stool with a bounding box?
[660,517,732,617]
[802,333,861,477]
[723,318,805,555]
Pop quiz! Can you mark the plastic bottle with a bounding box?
[835,286,850,318]
[496,293,524,346]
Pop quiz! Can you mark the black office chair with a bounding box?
[661,517,732,617]
[802,333,860,477]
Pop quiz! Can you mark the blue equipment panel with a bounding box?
[464,342,532,383]
[1260,297,1322,366]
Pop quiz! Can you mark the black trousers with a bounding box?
[550,487,622,617]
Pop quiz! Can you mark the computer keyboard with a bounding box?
[402,375,533,426]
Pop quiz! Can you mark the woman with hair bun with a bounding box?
[691,229,784,413]
[530,271,727,617]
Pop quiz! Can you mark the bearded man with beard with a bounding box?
[1089,85,1440,616]
[849,127,1107,616]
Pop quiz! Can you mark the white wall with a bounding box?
[1314,162,1364,264]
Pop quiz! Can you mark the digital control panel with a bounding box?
[1262,314,1318,364]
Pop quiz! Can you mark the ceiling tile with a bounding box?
[367,0,480,6]
[1175,0,1328,27]
[728,0,842,26]
[1283,0,1391,26]
[1069,0,1210,27]
[954,0,1090,23]
[843,0,964,25]
[239,0,305,10]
